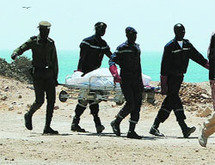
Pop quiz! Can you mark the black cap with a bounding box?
[174,23,185,33]
[125,27,137,34]
[95,22,107,29]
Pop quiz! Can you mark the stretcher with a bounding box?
[58,68,160,105]
[59,68,125,105]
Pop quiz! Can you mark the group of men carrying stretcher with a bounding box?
[11,21,215,147]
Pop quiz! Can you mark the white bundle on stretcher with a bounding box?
[65,68,152,89]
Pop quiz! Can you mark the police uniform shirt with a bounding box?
[109,41,142,80]
[161,38,208,76]
[77,35,110,74]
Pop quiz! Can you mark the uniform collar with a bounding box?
[37,35,50,43]
[125,40,138,47]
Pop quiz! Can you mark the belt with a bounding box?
[35,66,49,69]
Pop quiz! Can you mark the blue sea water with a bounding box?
[0,49,209,83]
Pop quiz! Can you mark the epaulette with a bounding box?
[117,43,126,50]
[30,36,37,40]
[183,39,189,43]
[165,39,174,47]
[47,37,54,43]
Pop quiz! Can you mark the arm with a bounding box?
[105,49,112,58]
[52,44,59,86]
[77,47,87,71]
[11,38,33,60]
[104,44,112,58]
[189,42,209,69]
[160,46,170,76]
[160,46,170,95]
[109,51,121,83]
[77,41,88,71]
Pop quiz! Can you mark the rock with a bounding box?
[1,95,7,101]
[196,107,212,117]
[8,105,14,111]
[201,94,209,99]
[54,106,59,110]
[4,86,9,92]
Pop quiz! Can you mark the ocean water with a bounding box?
[0,49,209,83]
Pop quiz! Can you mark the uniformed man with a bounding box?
[149,23,209,138]
[109,27,143,139]
[11,21,59,134]
[71,22,112,133]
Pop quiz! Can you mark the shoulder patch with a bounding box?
[30,36,37,40]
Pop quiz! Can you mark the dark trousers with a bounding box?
[29,69,56,127]
[157,75,186,122]
[73,99,101,127]
[75,100,99,116]
[118,79,143,123]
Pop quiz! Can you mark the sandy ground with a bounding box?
[0,76,215,165]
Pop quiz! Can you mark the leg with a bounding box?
[43,78,58,134]
[111,81,133,136]
[89,101,105,133]
[174,108,195,138]
[199,112,215,147]
[199,81,215,146]
[71,100,87,132]
[127,82,143,139]
[149,106,170,136]
[150,76,181,136]
[24,78,44,130]
[149,95,172,136]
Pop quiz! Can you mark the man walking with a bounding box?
[109,27,143,139]
[11,21,59,134]
[71,22,112,133]
[149,23,209,138]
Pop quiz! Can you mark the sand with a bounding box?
[0,76,215,165]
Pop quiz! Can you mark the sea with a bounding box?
[0,49,209,84]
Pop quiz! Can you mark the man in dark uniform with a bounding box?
[109,27,143,139]
[71,22,112,133]
[11,21,59,134]
[149,23,209,138]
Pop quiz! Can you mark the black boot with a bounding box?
[127,122,142,139]
[182,127,196,138]
[178,120,196,138]
[43,104,58,135]
[110,115,123,136]
[43,126,59,134]
[24,112,33,130]
[127,131,142,139]
[93,114,105,133]
[71,104,86,132]
[24,102,40,130]
[149,117,164,136]
[71,116,86,132]
[111,120,121,136]
[149,127,164,136]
